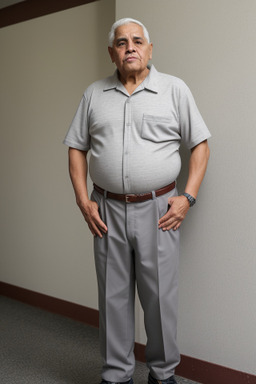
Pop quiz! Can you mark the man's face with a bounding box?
[108,23,153,77]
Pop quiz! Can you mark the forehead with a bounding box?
[114,23,145,39]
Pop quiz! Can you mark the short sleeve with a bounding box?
[63,95,91,151]
[179,83,211,149]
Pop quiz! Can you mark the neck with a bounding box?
[118,67,149,94]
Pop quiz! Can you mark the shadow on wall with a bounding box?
[177,143,190,193]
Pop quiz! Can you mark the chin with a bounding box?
[124,63,141,71]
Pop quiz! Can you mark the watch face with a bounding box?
[189,197,195,206]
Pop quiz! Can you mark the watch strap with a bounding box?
[182,192,196,207]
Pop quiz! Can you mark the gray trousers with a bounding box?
[92,187,180,382]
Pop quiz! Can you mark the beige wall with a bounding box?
[116,0,256,375]
[0,0,115,308]
[1,0,256,377]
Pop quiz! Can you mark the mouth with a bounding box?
[125,56,138,62]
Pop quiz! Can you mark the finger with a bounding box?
[97,218,108,233]
[158,209,172,226]
[162,223,175,231]
[160,220,175,231]
[159,216,174,229]
[92,214,108,233]
[172,222,181,231]
[84,207,108,233]
[89,221,104,238]
[161,217,181,231]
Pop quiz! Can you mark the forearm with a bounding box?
[159,140,210,231]
[68,147,107,237]
[184,140,210,198]
[68,147,89,207]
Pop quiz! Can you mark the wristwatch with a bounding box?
[182,192,196,207]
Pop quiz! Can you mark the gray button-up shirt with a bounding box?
[64,65,211,194]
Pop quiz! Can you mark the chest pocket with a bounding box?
[141,114,180,143]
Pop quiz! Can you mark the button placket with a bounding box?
[123,98,132,192]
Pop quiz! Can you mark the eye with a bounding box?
[117,41,126,47]
[135,41,142,44]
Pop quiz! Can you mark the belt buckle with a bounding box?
[125,194,135,203]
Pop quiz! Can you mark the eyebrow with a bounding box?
[115,36,144,44]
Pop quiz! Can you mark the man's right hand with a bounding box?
[78,200,108,238]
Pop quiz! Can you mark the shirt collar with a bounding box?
[142,65,159,93]
[103,64,159,94]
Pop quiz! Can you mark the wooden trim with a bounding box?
[0,0,99,28]
[0,281,99,327]
[175,355,256,384]
[1,281,256,384]
[134,341,256,384]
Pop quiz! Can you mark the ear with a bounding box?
[149,43,153,60]
[108,46,115,63]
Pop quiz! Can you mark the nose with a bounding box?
[126,39,136,53]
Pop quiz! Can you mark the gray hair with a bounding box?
[108,18,150,47]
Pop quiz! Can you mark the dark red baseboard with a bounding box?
[1,281,255,384]
[0,281,99,327]
[134,341,256,384]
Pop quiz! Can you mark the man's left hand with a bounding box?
[158,195,190,231]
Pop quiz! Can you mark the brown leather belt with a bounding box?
[93,181,176,204]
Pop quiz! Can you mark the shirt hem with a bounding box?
[187,133,211,150]
[63,139,90,151]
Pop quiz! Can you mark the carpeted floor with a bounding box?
[0,296,200,384]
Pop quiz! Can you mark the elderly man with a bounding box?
[64,18,210,384]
